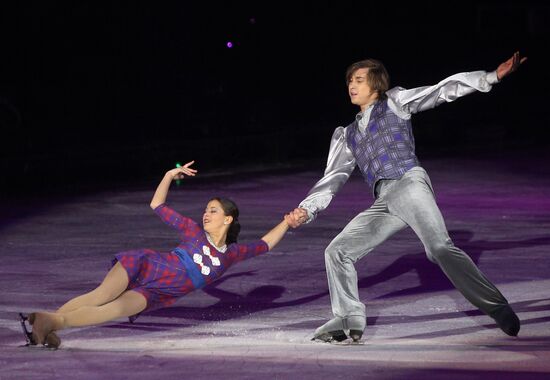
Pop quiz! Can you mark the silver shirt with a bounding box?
[298,70,499,223]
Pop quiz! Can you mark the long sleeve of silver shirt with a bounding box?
[299,70,498,223]
[298,127,356,223]
[386,70,499,119]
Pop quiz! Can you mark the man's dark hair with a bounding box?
[345,59,390,100]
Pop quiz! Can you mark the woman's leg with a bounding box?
[56,262,129,313]
[60,290,147,328]
[31,290,147,344]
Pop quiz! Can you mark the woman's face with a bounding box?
[202,199,231,233]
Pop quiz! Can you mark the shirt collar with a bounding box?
[355,101,377,121]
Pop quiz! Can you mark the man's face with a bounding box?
[348,68,378,111]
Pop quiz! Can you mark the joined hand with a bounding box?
[285,208,308,228]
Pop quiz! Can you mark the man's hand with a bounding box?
[284,213,298,228]
[496,51,527,80]
[285,207,309,228]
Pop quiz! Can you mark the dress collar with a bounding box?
[205,232,227,253]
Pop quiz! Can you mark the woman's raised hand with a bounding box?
[167,160,197,180]
[150,161,198,209]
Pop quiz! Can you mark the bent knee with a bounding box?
[90,286,123,305]
[119,290,148,316]
[325,241,357,264]
[426,240,455,263]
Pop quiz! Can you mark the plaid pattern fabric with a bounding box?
[154,204,202,239]
[114,204,269,313]
[346,100,420,192]
[115,250,194,311]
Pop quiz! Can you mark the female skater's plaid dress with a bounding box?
[113,204,269,313]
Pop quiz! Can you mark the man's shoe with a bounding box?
[346,316,365,342]
[312,330,348,343]
[312,316,366,343]
[491,305,520,336]
[349,329,363,342]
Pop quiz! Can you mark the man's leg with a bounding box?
[314,197,407,341]
[386,167,520,336]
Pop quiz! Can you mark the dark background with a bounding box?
[1,1,548,195]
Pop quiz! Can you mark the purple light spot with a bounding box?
[226,41,233,48]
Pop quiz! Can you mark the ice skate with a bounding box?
[312,315,365,343]
[19,313,61,349]
[346,315,365,342]
[28,312,62,349]
[490,305,520,337]
[349,329,363,342]
[311,317,347,342]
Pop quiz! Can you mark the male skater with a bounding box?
[289,52,527,342]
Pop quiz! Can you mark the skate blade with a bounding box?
[19,343,58,350]
[18,313,36,346]
[311,337,366,346]
[332,339,365,346]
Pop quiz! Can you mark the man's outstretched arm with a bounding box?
[387,51,527,118]
[288,126,356,228]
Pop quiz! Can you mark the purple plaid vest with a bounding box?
[346,99,420,192]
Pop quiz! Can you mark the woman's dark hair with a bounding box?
[345,58,390,100]
[210,197,240,244]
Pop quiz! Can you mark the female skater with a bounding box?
[22,161,294,348]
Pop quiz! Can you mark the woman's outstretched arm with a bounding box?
[261,214,296,250]
[150,161,197,209]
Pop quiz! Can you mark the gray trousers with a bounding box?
[325,167,508,322]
